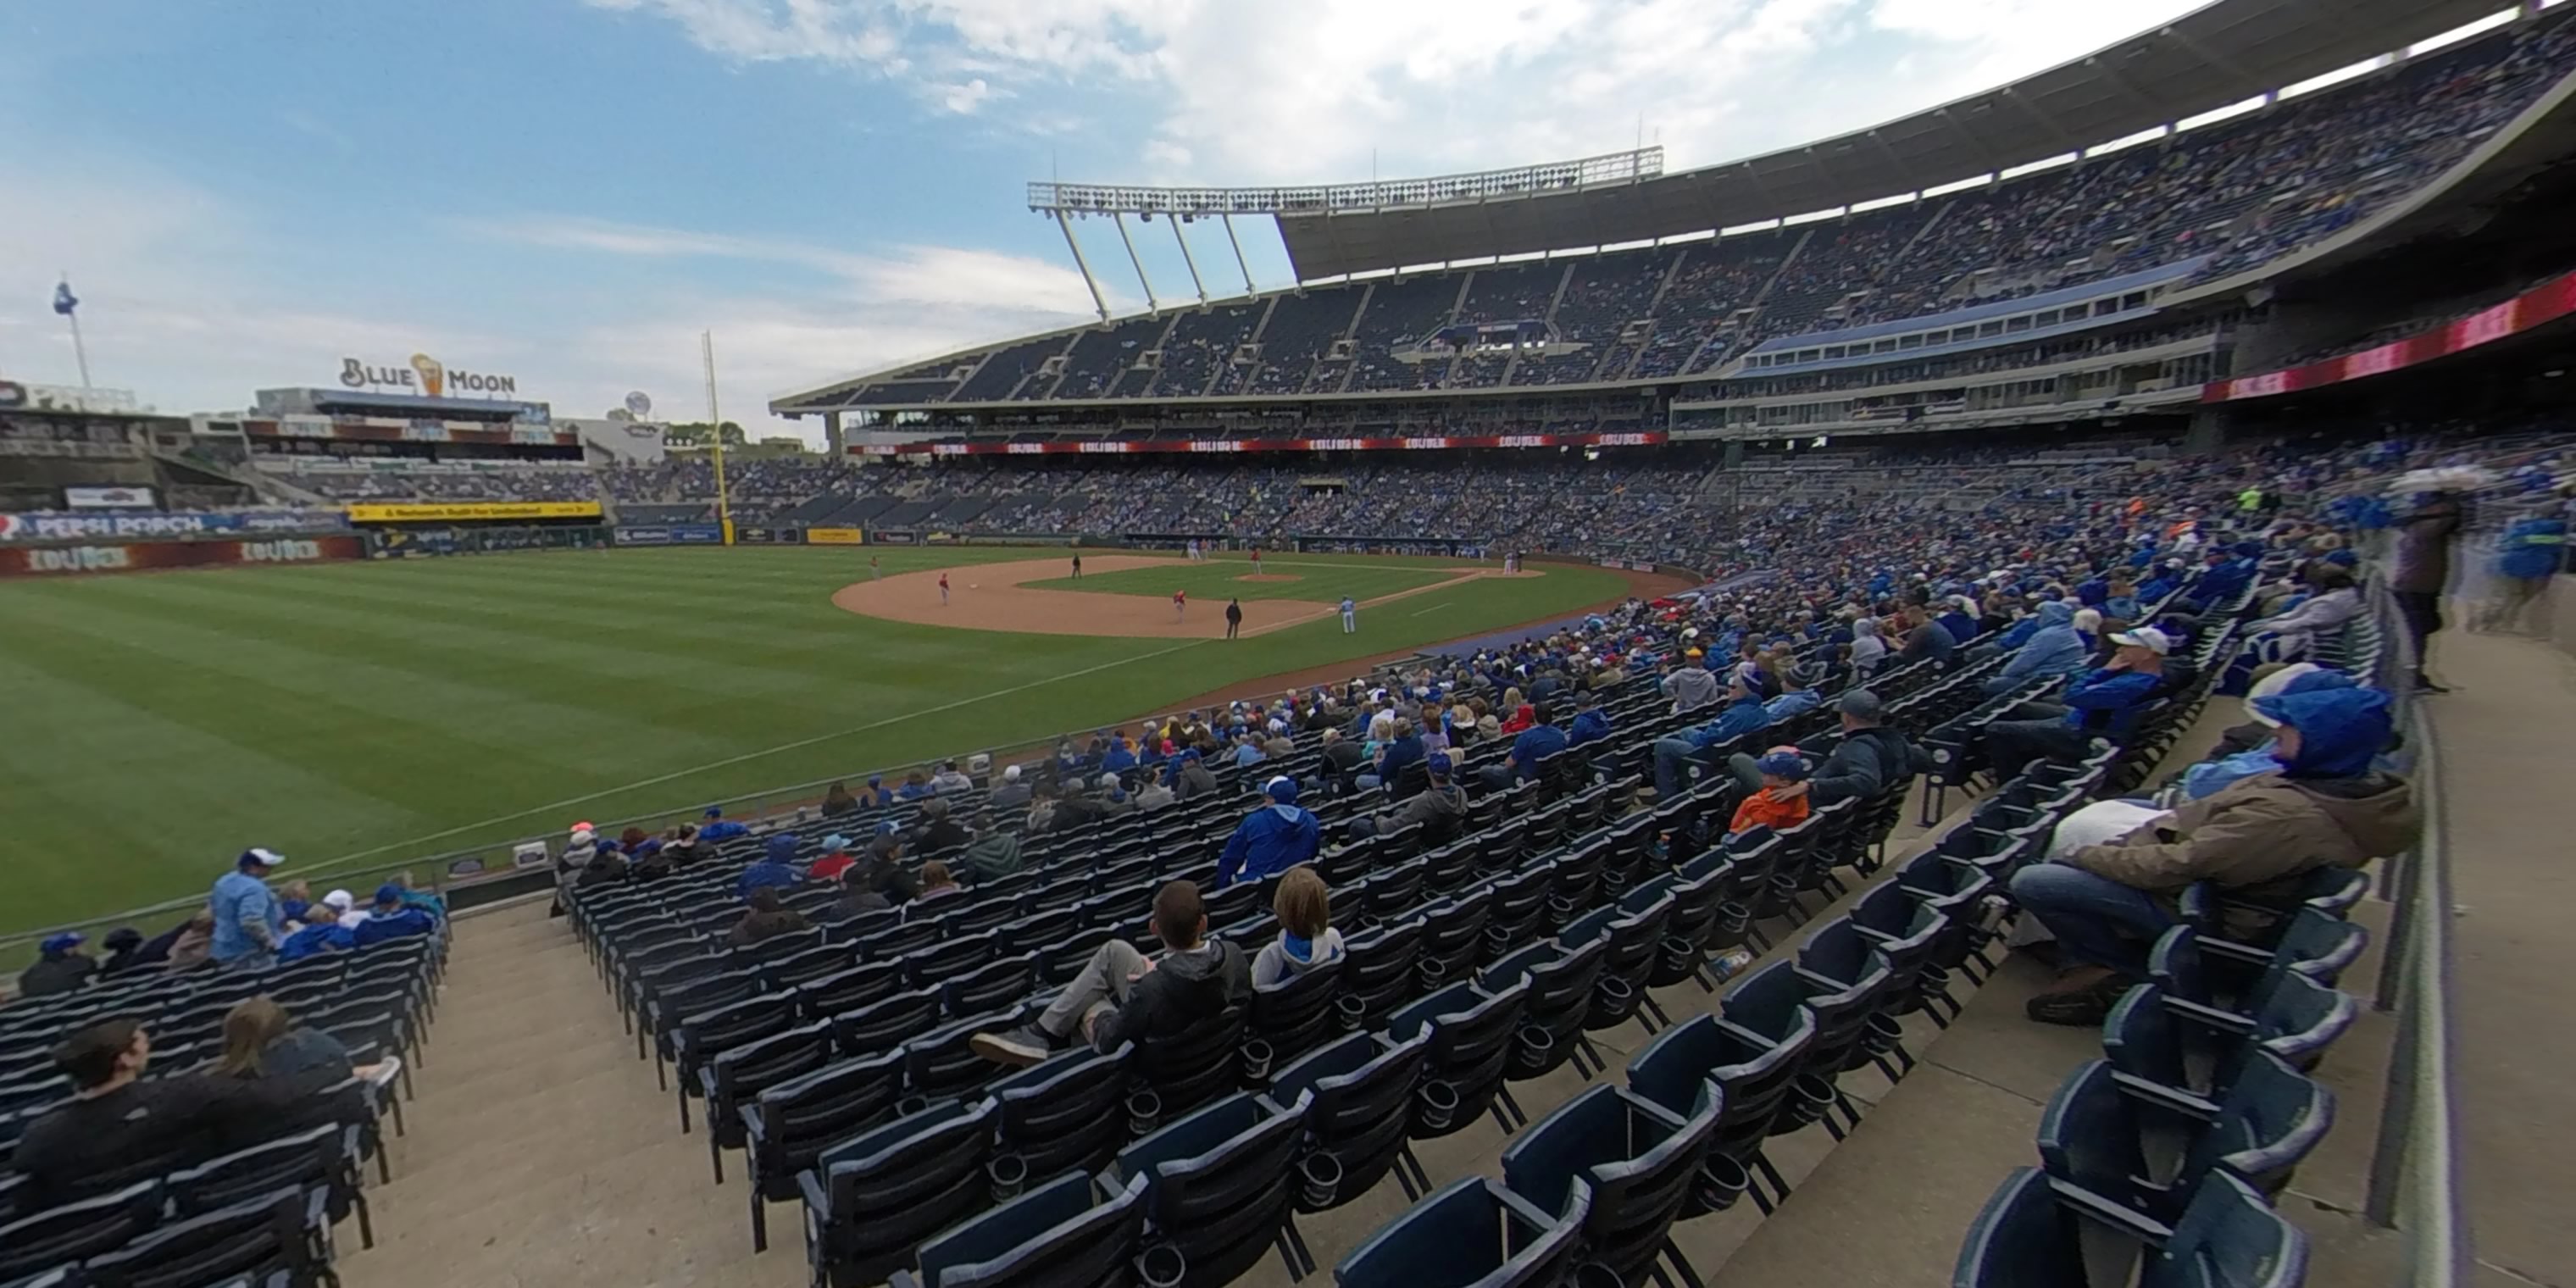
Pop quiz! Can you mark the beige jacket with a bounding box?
[2069,773,2419,899]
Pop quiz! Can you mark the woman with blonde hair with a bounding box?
[219,996,390,1081]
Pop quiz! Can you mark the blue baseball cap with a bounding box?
[822,834,850,851]
[372,884,404,905]
[1754,750,1812,782]
[1427,752,1453,776]
[702,806,724,819]
[40,932,84,956]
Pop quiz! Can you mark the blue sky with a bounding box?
[0,0,2218,438]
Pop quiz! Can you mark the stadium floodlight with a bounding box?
[1027,148,1663,319]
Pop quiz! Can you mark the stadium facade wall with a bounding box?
[0,535,366,578]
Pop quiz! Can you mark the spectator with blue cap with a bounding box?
[698,806,749,843]
[1216,776,1321,889]
[2013,684,2418,1025]
[1727,749,1814,839]
[19,932,97,998]
[210,847,288,972]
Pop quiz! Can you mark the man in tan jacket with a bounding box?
[2012,685,2418,1024]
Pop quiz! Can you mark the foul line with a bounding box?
[1410,601,1455,617]
[299,636,1215,872]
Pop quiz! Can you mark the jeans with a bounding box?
[1651,736,1703,799]
[1478,766,1519,791]
[1354,773,1384,791]
[1983,702,2088,776]
[2007,861,2174,975]
[1037,939,1148,1041]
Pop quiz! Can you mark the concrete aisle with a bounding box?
[2423,627,2576,1288]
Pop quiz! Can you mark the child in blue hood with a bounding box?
[1215,776,1320,889]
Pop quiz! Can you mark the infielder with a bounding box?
[1340,596,1357,633]
[939,572,950,605]
[1172,589,1187,622]
[870,555,882,580]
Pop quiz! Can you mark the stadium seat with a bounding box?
[1262,1029,1432,1209]
[884,1170,1150,1288]
[1499,1084,1721,1288]
[1104,1091,1313,1285]
[2038,1052,2333,1227]
[739,1050,906,1250]
[801,1098,1001,1288]
[1334,1176,1589,1288]
[1951,1167,2307,1288]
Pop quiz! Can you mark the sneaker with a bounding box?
[969,1024,1057,1067]
[2413,677,2452,695]
[1707,949,1757,984]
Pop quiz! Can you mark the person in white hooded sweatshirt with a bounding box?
[1252,866,1346,987]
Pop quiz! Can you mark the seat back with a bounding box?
[905,1010,1030,1105]
[1248,958,1346,1063]
[1341,920,1424,1023]
[0,1180,160,1280]
[832,985,947,1058]
[1135,1006,1247,1119]
[990,1045,1135,1180]
[1499,1085,1718,1284]
[896,1171,1149,1288]
[749,1048,906,1185]
[1264,1031,1429,1208]
[1951,1168,2087,1288]
[1111,1092,1307,1287]
[2187,1051,2336,1201]
[944,955,1041,1019]
[815,1099,1002,1288]
[797,961,902,1019]
[2153,1171,2307,1288]
[164,1122,340,1218]
[78,1186,306,1288]
[1334,1177,1588,1288]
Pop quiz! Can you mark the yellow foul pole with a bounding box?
[702,330,735,546]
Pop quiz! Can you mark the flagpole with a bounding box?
[702,330,735,547]
[59,275,92,391]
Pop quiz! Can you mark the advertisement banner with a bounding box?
[613,525,724,546]
[2203,267,2576,402]
[856,430,1670,457]
[0,510,348,543]
[373,525,610,558]
[63,486,159,510]
[867,530,914,546]
[804,527,864,545]
[735,527,800,544]
[0,536,366,579]
[344,501,604,523]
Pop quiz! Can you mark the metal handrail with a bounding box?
[2358,576,2468,1286]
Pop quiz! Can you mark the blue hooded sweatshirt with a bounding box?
[738,833,803,902]
[2181,671,2361,800]
[2254,686,2395,780]
[1216,779,1319,888]
[1989,602,2088,691]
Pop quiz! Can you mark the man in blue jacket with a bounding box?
[699,807,749,843]
[1215,777,1320,888]
[1981,626,2171,774]
[1982,601,2089,695]
[1651,675,1772,800]
[1566,693,1613,747]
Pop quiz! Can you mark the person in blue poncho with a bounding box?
[737,833,804,902]
[1982,601,2089,695]
[2480,505,2568,631]
[1215,776,1319,889]
[2168,665,2361,802]
[2013,684,2418,1025]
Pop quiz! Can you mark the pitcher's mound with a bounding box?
[1235,574,1303,583]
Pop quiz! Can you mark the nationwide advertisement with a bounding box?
[734,527,801,544]
[343,502,604,523]
[0,536,366,579]
[612,525,724,546]
[804,527,864,545]
[0,510,348,543]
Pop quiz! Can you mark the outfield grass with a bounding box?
[0,547,1626,932]
[1023,558,1461,604]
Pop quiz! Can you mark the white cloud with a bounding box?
[587,0,2207,186]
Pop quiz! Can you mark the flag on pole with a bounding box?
[53,280,79,316]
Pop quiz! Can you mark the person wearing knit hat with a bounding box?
[2015,684,2417,1026]
[1214,776,1320,889]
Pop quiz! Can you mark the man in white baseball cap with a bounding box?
[1981,625,2173,775]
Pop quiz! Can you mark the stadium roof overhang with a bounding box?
[1278,0,2519,280]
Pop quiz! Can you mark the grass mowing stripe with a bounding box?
[302,635,1214,873]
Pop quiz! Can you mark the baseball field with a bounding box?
[0,545,1668,935]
